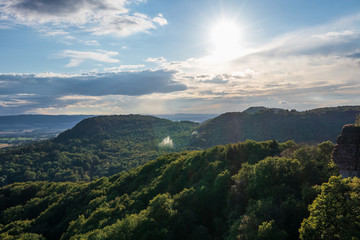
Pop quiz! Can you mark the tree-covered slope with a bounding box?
[192,106,360,148]
[0,115,198,186]
[299,176,360,239]
[0,140,339,240]
[1,106,357,187]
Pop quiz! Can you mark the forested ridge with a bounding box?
[1,139,356,240]
[1,106,359,186]
[192,106,360,147]
[0,115,198,186]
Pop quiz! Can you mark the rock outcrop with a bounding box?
[332,124,360,178]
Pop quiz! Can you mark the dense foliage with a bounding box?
[300,176,360,239]
[0,115,198,186]
[192,106,360,148]
[0,140,338,239]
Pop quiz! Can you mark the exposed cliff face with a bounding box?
[332,124,360,177]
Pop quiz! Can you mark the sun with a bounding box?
[209,20,242,61]
[211,20,240,47]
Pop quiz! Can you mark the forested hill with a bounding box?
[56,115,197,144]
[1,140,350,239]
[192,106,360,148]
[0,115,198,186]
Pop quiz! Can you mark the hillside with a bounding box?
[0,140,340,239]
[56,115,196,144]
[192,106,360,148]
[0,115,198,186]
[0,114,215,148]
[0,106,359,187]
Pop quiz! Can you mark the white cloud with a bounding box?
[231,69,256,78]
[59,95,100,101]
[83,40,100,46]
[16,93,35,96]
[58,50,120,67]
[0,0,167,37]
[312,30,356,40]
[41,29,69,36]
[34,72,78,78]
[89,13,157,37]
[104,64,145,72]
[145,57,167,64]
[153,14,168,26]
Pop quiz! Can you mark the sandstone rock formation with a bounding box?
[332,124,360,178]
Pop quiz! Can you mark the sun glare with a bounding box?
[210,20,242,61]
[211,21,240,47]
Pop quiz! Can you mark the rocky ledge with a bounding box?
[332,124,360,178]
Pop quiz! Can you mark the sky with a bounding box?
[0,0,360,115]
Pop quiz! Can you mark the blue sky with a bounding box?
[0,0,360,115]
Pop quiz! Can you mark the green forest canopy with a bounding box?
[1,140,348,240]
[192,106,360,147]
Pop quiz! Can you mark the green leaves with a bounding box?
[300,176,360,240]
[231,142,337,239]
[355,114,360,127]
[258,220,288,240]
[0,140,339,240]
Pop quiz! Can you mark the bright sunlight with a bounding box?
[210,20,242,61]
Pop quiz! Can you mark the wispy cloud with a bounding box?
[312,30,356,40]
[89,13,167,37]
[0,98,34,108]
[83,40,100,46]
[153,14,168,26]
[242,16,360,59]
[57,50,120,67]
[104,64,145,72]
[145,57,167,64]
[40,29,69,36]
